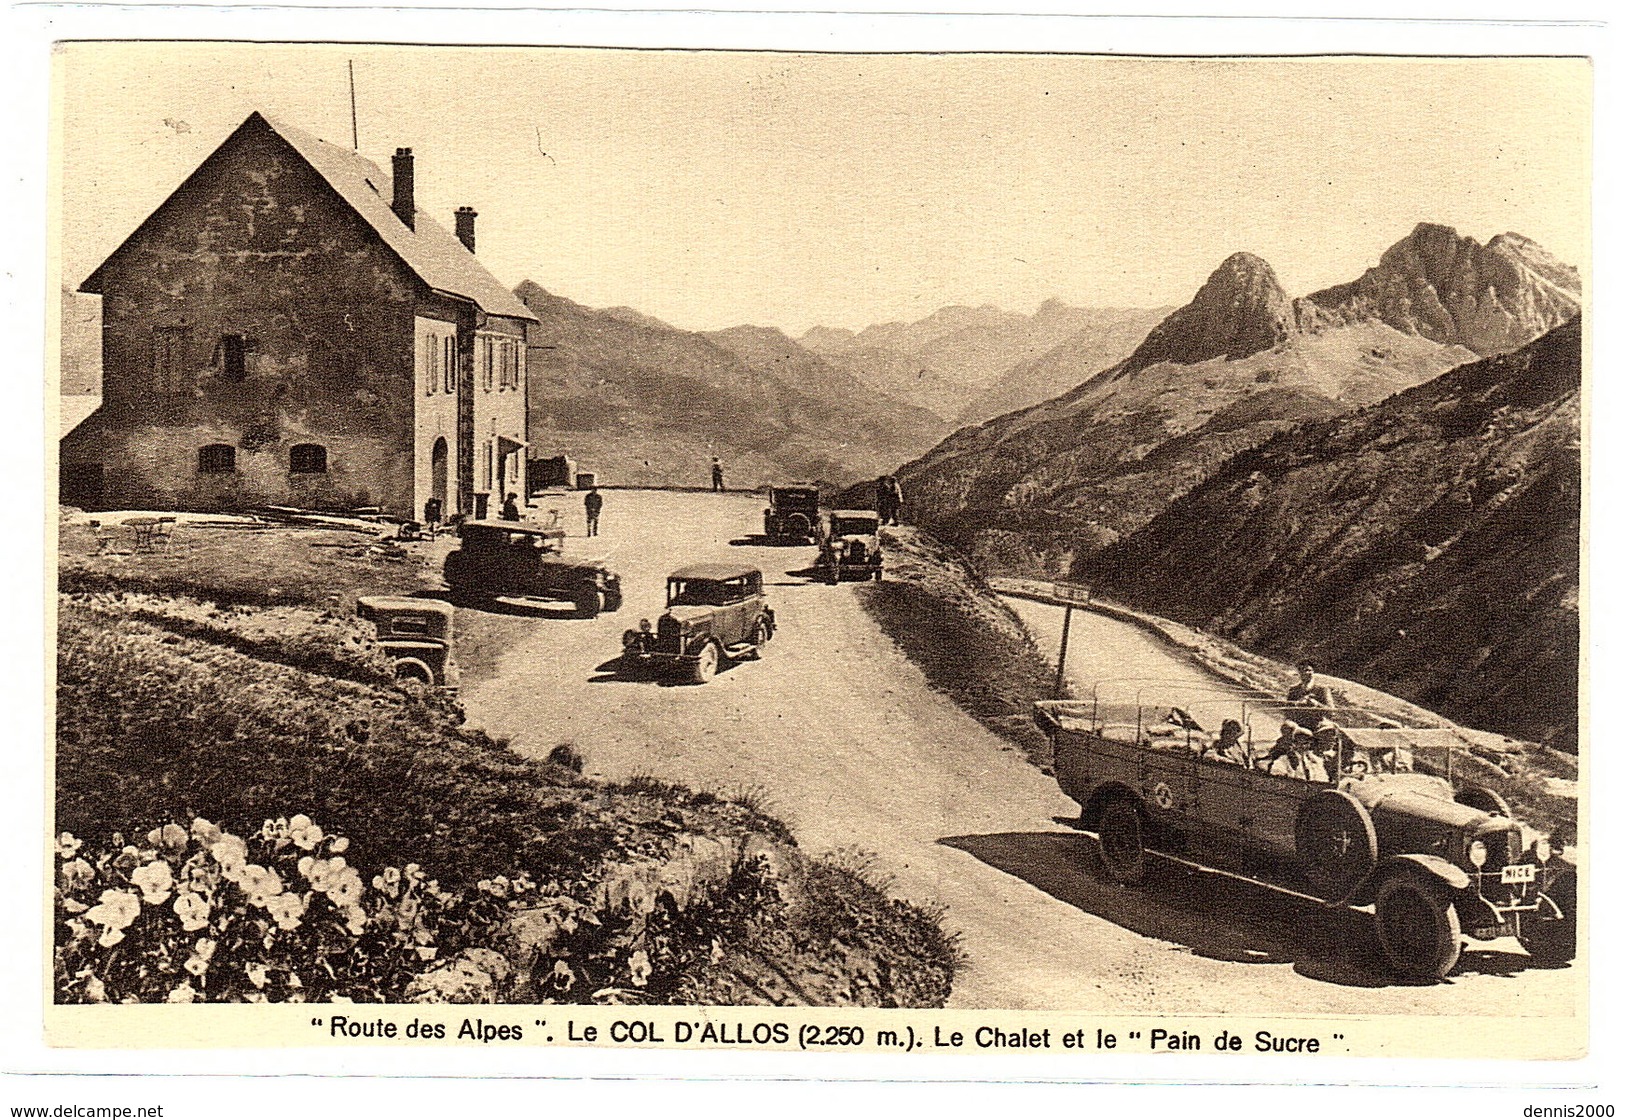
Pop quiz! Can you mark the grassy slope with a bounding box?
[855,526,1059,771]
[54,519,956,1006]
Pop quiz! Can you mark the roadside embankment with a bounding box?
[854,526,1062,771]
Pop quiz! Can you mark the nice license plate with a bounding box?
[1501,864,1537,884]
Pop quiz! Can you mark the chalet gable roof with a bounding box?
[82,111,537,325]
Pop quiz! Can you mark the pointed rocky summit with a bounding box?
[1118,252,1297,376]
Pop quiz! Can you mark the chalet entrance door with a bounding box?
[431,437,449,513]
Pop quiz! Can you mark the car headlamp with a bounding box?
[1468,839,1488,868]
[1534,837,1551,863]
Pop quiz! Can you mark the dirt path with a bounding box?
[456,489,1581,1017]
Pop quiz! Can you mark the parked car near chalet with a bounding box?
[1035,683,1578,980]
[443,520,623,617]
[356,596,459,690]
[816,509,884,583]
[620,563,775,683]
[762,485,821,542]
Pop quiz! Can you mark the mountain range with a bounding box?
[1086,315,1581,751]
[800,301,1170,427]
[515,284,1176,489]
[895,223,1581,576]
[515,281,952,489]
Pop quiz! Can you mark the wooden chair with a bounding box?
[148,517,179,553]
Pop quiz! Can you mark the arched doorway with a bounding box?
[431,437,449,513]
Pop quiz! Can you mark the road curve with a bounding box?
[455,489,1581,1018]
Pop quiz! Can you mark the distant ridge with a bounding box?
[512,281,949,489]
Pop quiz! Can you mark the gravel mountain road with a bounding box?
[455,489,1581,1018]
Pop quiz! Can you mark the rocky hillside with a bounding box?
[801,300,1163,425]
[1302,224,1581,356]
[516,282,949,489]
[1086,317,1582,753]
[895,225,1578,577]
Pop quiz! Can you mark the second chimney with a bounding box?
[391,148,415,230]
[454,206,478,253]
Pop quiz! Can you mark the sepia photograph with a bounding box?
[38,33,1591,1073]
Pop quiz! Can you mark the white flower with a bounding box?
[130,860,174,905]
[288,815,324,852]
[166,981,197,1004]
[265,892,306,931]
[173,890,211,932]
[85,888,140,934]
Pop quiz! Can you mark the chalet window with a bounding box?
[493,339,517,390]
[442,336,456,394]
[482,338,495,392]
[290,444,328,474]
[152,327,189,393]
[218,334,247,382]
[421,334,436,395]
[198,444,236,474]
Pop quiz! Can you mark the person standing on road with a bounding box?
[884,475,904,525]
[711,457,725,492]
[876,476,896,525]
[584,486,603,537]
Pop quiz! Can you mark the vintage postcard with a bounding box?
[40,36,1590,1073]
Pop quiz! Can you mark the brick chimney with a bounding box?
[454,206,478,253]
[391,148,415,230]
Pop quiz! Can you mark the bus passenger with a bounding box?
[1269,729,1329,782]
[1203,719,1249,766]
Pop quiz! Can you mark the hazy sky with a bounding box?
[54,44,1590,334]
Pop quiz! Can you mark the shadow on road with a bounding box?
[434,590,581,619]
[585,656,740,687]
[730,534,817,548]
[938,830,1537,988]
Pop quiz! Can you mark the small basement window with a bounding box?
[290,444,328,474]
[198,444,236,474]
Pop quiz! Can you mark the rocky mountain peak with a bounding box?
[1304,224,1580,355]
[1117,251,1296,375]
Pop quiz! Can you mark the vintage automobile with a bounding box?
[762,484,821,542]
[442,520,623,617]
[355,596,459,690]
[816,509,884,583]
[620,563,776,683]
[1035,682,1578,980]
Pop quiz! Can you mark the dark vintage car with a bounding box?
[1035,683,1578,980]
[816,509,884,583]
[356,596,459,690]
[762,485,821,541]
[620,563,775,683]
[443,520,623,617]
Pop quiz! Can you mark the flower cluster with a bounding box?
[53,815,533,1004]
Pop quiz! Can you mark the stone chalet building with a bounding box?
[61,110,537,522]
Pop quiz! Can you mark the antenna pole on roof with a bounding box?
[348,60,359,151]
